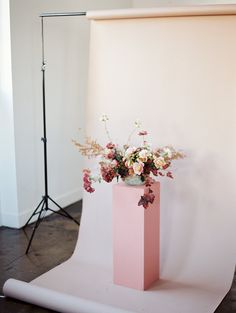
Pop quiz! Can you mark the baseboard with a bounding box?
[1,188,83,229]
[1,210,22,228]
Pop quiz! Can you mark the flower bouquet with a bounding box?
[74,115,184,209]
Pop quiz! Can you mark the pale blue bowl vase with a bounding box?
[124,175,145,186]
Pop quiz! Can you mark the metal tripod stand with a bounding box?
[24,14,85,254]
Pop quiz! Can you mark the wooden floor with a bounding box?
[0,201,235,313]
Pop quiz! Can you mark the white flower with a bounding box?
[133,162,144,175]
[125,146,136,158]
[154,156,166,169]
[100,114,109,122]
[163,147,173,158]
[138,149,149,162]
[134,119,142,128]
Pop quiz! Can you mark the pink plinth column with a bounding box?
[113,182,160,290]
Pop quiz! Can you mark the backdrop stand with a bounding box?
[24,13,86,254]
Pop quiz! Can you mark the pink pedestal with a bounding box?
[113,182,160,290]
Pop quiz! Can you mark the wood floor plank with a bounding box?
[0,201,81,313]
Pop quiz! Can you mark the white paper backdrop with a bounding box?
[3,7,236,313]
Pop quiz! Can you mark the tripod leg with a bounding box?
[48,196,80,226]
[25,200,46,254]
[24,197,45,228]
[47,208,68,218]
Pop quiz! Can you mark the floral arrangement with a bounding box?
[74,115,184,209]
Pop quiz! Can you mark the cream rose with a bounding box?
[138,149,149,162]
[154,157,166,169]
[133,162,144,175]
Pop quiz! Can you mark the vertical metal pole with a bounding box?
[24,14,82,254]
[41,17,49,210]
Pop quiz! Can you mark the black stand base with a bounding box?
[24,195,80,254]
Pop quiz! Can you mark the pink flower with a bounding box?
[133,162,144,175]
[106,142,115,149]
[166,171,173,179]
[100,164,116,183]
[83,169,95,193]
[138,188,155,209]
[162,162,170,170]
[83,176,90,184]
[138,130,148,136]
[112,159,119,167]
[104,147,115,159]
[107,151,115,159]
[151,168,158,176]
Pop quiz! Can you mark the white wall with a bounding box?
[0,0,19,227]
[0,0,132,228]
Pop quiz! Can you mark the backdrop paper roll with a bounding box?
[86,5,236,20]
[3,278,134,313]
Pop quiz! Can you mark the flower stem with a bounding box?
[104,121,112,142]
[126,127,136,146]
